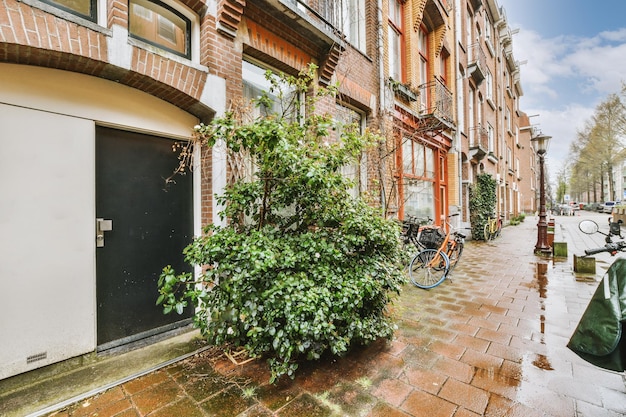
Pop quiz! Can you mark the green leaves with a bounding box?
[158,64,405,383]
[469,173,497,240]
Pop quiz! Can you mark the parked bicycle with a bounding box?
[408,213,466,289]
[483,213,503,241]
[399,215,431,262]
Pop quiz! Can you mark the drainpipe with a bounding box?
[376,0,388,216]
[454,0,464,223]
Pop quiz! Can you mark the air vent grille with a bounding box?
[26,352,47,364]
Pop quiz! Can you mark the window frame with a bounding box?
[39,0,97,22]
[128,0,192,59]
[340,0,366,52]
[401,137,436,220]
[388,0,404,82]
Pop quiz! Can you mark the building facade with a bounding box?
[0,0,535,379]
[455,0,529,225]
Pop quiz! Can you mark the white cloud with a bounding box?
[511,26,626,182]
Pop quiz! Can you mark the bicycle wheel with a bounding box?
[409,249,449,289]
[483,223,491,241]
[447,241,464,272]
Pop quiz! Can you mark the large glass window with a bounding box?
[41,0,96,21]
[402,138,435,219]
[242,60,298,120]
[404,179,434,219]
[388,0,403,82]
[129,0,191,59]
[338,0,366,51]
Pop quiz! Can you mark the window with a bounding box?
[339,0,366,51]
[485,70,493,101]
[335,103,366,197]
[439,49,450,86]
[465,9,472,47]
[41,0,96,21]
[418,26,429,110]
[242,60,298,120]
[506,106,512,133]
[402,138,435,219]
[468,87,475,145]
[129,0,191,59]
[388,0,403,82]
[488,123,494,153]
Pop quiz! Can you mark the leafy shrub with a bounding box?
[157,65,405,382]
[510,213,526,225]
[469,173,497,240]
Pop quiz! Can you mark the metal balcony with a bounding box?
[467,43,487,85]
[417,78,455,131]
[257,0,343,45]
[469,124,489,162]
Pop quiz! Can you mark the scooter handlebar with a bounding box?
[584,241,626,256]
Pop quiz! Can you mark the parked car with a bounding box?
[584,202,602,212]
[569,201,580,211]
[603,201,617,213]
[555,204,573,216]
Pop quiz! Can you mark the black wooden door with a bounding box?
[96,126,193,348]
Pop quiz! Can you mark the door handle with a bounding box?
[96,218,113,248]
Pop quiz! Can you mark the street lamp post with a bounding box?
[532,133,552,255]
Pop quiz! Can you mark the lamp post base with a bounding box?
[534,219,552,256]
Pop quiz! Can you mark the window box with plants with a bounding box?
[389,78,418,102]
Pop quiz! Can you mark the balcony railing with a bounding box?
[417,78,454,125]
[467,43,487,85]
[469,124,489,161]
[282,0,343,36]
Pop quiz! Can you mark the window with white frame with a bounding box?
[402,138,435,219]
[129,0,191,58]
[488,123,494,154]
[388,0,403,82]
[242,60,298,120]
[506,106,512,133]
[418,25,429,110]
[339,0,366,52]
[484,13,491,41]
[335,103,366,197]
[486,70,493,102]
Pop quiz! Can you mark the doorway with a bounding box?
[95,126,194,349]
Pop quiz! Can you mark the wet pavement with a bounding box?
[16,212,626,416]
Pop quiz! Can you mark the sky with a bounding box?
[497,0,626,183]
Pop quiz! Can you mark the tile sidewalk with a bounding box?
[12,212,626,416]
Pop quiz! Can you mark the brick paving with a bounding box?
[45,212,626,417]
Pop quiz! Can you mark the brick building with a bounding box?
[455,0,536,225]
[0,0,537,379]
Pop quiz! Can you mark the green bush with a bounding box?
[157,65,405,382]
[510,213,526,225]
[469,173,497,239]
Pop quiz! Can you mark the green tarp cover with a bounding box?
[567,258,626,372]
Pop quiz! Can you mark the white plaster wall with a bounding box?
[0,104,96,379]
[0,63,214,379]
